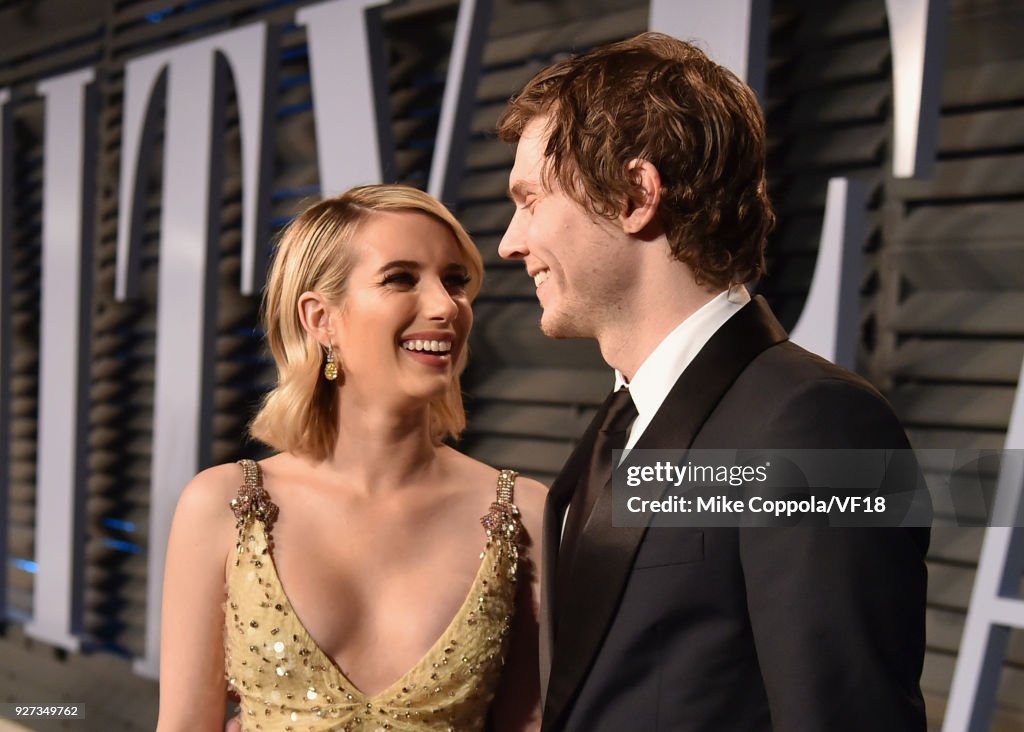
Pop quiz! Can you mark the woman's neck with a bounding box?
[318,397,440,495]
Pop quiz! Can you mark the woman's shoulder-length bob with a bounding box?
[249,184,484,462]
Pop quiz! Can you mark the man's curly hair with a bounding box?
[498,32,773,289]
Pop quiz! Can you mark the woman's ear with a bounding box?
[297,291,333,346]
[620,159,663,235]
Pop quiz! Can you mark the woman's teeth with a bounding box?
[401,340,452,353]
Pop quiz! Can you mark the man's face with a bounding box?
[498,116,630,339]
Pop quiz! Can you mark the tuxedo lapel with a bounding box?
[633,297,787,453]
[543,296,788,729]
[539,396,615,704]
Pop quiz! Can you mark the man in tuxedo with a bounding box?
[496,32,929,731]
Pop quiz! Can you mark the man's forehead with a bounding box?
[508,116,550,192]
[521,114,550,140]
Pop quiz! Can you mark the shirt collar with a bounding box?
[614,284,750,449]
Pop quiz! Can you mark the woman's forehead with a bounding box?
[350,210,466,268]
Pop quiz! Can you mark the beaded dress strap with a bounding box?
[495,468,517,505]
[481,469,520,545]
[230,458,279,534]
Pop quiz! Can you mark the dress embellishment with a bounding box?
[480,469,520,579]
[230,458,278,533]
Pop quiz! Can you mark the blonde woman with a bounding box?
[158,185,545,731]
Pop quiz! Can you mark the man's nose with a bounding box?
[498,211,527,260]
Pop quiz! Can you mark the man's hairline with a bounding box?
[505,112,558,204]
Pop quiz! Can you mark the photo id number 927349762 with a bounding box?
[0,704,86,719]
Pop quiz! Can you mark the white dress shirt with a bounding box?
[615,285,750,453]
[561,285,751,537]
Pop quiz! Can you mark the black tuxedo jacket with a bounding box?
[540,297,929,732]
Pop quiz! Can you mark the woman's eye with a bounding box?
[444,275,471,293]
[382,272,417,288]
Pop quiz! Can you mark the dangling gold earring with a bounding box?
[323,343,338,381]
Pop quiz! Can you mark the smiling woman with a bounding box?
[156,185,546,732]
[319,207,476,424]
[252,186,484,460]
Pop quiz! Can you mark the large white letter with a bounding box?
[427,0,494,206]
[649,0,770,97]
[886,0,947,179]
[791,0,948,360]
[790,179,866,369]
[113,23,272,678]
[26,68,97,651]
[297,0,394,195]
[0,86,11,624]
[942,357,1024,732]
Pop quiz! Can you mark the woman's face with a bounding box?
[332,209,474,407]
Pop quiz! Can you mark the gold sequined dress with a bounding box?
[224,459,522,731]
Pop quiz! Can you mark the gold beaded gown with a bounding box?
[224,460,522,731]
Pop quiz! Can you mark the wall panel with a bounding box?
[0,1,1021,729]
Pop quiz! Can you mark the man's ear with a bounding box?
[620,159,662,235]
[297,291,333,346]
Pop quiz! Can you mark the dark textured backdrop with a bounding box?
[1,0,1022,728]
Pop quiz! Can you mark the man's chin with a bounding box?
[539,311,586,339]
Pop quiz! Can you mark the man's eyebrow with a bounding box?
[508,181,531,202]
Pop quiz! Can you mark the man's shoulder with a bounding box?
[704,340,909,449]
[748,340,878,392]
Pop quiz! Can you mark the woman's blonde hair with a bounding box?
[249,184,484,461]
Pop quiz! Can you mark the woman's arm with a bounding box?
[489,476,547,732]
[157,464,240,732]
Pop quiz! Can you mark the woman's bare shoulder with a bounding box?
[254,451,306,485]
[509,475,545,546]
[505,469,544,513]
[174,461,247,526]
[441,447,547,536]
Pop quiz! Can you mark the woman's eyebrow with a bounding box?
[376,259,422,274]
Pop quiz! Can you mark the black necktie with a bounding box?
[556,387,638,608]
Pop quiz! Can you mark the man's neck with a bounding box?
[598,276,721,382]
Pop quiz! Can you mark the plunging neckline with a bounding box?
[245,518,496,701]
